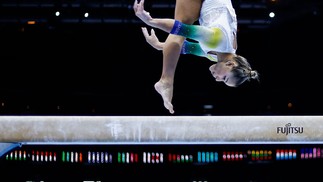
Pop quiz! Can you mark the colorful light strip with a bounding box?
[168,153,193,163]
[143,152,163,164]
[197,151,219,163]
[247,150,273,161]
[275,149,296,160]
[117,152,138,163]
[300,147,323,159]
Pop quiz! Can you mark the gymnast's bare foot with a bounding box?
[154,81,174,114]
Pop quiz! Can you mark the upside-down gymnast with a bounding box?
[133,0,259,114]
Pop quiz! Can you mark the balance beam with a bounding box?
[0,116,322,143]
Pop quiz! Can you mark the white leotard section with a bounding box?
[199,0,237,60]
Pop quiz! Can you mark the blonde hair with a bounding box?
[231,55,259,87]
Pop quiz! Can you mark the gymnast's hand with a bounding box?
[141,27,165,51]
[133,0,153,26]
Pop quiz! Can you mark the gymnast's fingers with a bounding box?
[150,29,156,37]
[141,27,150,38]
[133,0,138,12]
[137,0,144,12]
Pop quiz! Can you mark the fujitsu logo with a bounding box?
[276,123,303,135]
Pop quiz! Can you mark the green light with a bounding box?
[118,152,121,163]
[62,151,65,162]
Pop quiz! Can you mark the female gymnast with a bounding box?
[133,0,259,114]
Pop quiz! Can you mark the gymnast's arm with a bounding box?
[141,27,164,51]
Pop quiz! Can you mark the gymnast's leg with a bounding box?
[154,0,202,114]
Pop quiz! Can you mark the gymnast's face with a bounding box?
[209,62,236,87]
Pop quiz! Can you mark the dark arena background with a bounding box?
[0,0,322,116]
[0,0,323,181]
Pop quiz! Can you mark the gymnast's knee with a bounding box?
[178,18,197,25]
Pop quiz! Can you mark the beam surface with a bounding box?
[0,116,322,143]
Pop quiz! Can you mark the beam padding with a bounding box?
[0,116,322,142]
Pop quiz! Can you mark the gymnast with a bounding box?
[133,0,259,114]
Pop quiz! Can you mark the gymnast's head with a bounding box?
[209,55,259,87]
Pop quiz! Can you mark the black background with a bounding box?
[0,0,322,116]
